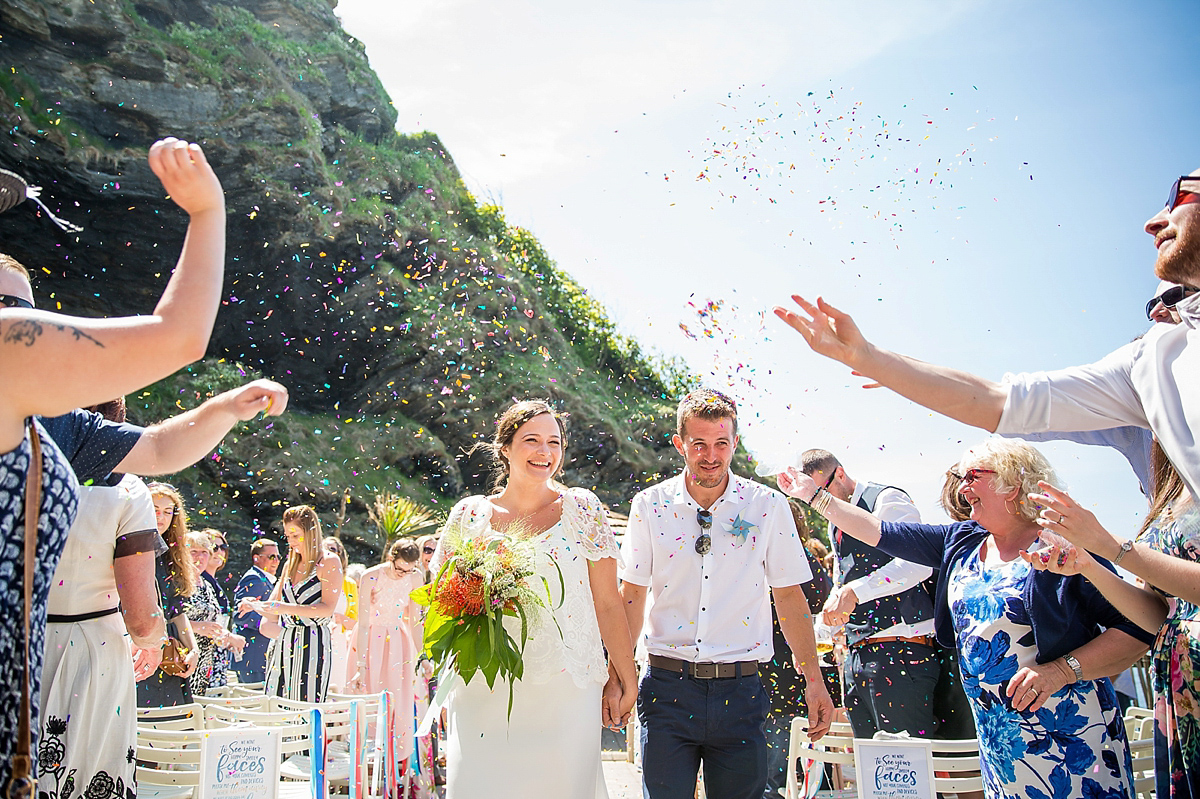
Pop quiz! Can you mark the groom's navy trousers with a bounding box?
[638,663,769,799]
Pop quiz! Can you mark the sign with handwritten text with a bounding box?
[198,727,282,799]
[853,738,935,799]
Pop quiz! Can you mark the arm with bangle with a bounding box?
[1030,481,1200,606]
[777,468,883,546]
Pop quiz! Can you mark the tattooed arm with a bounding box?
[0,137,225,450]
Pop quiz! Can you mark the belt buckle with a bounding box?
[693,663,717,679]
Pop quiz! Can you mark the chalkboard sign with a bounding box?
[198,727,283,799]
[853,737,936,799]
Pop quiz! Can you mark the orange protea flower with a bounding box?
[436,569,487,616]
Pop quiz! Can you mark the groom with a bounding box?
[620,389,834,799]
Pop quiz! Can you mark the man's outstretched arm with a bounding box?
[118,378,289,475]
[774,294,1007,431]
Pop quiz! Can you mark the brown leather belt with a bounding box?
[852,634,934,648]
[648,654,758,679]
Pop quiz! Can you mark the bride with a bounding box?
[431,400,637,798]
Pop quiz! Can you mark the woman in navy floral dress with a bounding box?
[780,439,1156,799]
[0,138,228,790]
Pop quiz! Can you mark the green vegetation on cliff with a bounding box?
[0,0,707,566]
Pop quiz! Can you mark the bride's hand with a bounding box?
[602,674,635,729]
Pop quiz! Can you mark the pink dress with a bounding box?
[362,570,422,762]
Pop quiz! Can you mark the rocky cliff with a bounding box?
[0,0,693,563]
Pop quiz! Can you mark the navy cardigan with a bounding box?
[878,520,1156,663]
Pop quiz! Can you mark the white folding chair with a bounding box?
[259,698,369,793]
[137,704,204,731]
[1127,735,1156,799]
[192,693,272,710]
[134,727,204,799]
[929,738,984,796]
[785,717,856,799]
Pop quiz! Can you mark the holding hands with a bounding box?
[602,669,636,730]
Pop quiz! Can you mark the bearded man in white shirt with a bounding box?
[773,171,1200,553]
[620,389,833,799]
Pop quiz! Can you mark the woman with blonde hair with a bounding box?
[779,438,1153,799]
[138,483,200,707]
[184,530,245,696]
[238,505,342,702]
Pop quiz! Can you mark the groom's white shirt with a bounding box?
[620,472,812,664]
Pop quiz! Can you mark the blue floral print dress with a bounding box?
[1138,501,1200,799]
[949,541,1134,799]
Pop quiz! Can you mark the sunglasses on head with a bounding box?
[694,508,713,555]
[0,294,32,310]
[1166,176,1200,213]
[952,468,996,486]
[1146,285,1200,321]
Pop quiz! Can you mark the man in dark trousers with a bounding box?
[231,538,280,682]
[800,449,971,741]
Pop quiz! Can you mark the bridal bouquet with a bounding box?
[411,518,562,699]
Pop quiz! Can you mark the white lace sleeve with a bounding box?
[429,496,487,575]
[562,488,621,561]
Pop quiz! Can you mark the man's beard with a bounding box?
[1156,220,1200,286]
[690,465,728,488]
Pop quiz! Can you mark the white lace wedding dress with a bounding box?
[435,487,619,799]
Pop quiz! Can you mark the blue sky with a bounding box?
[336,0,1200,527]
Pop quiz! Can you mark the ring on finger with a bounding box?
[1029,687,1039,698]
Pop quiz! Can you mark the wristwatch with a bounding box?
[1064,654,1084,683]
[1112,538,1134,566]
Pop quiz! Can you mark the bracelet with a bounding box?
[1064,654,1084,682]
[1112,538,1134,566]
[810,489,834,516]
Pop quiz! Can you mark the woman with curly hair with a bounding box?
[239,506,342,702]
[137,483,200,708]
[780,438,1154,799]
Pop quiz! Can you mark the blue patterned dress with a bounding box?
[1138,502,1200,799]
[949,541,1134,799]
[0,423,80,788]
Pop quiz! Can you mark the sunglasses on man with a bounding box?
[694,508,713,555]
[1166,176,1200,213]
[1146,285,1200,321]
[0,294,32,310]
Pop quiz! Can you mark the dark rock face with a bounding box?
[0,0,683,543]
